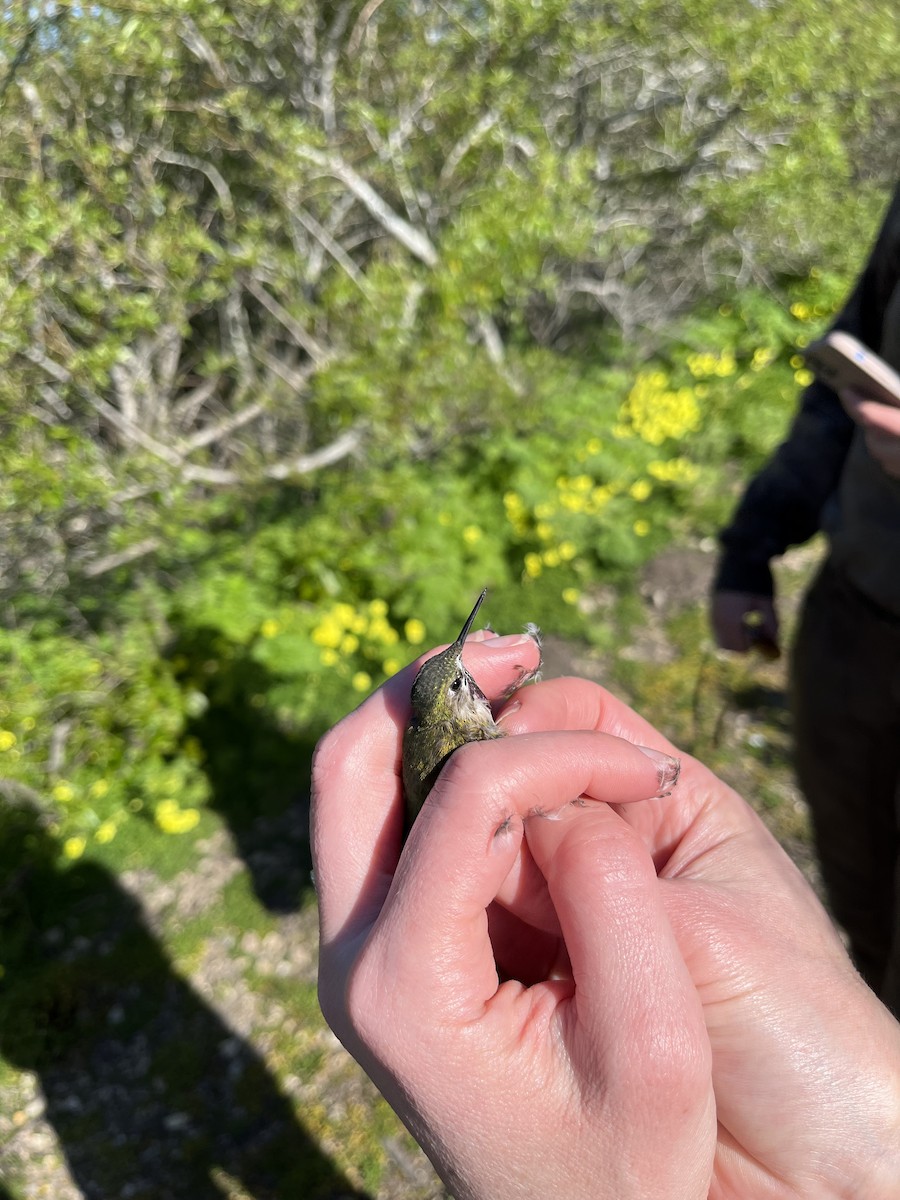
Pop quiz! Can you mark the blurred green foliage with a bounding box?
[0,0,891,857]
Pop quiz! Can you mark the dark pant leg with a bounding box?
[791,560,900,1014]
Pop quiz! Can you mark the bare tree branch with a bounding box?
[297,145,439,267]
[290,201,370,293]
[176,17,231,86]
[440,110,499,184]
[348,0,387,56]
[151,149,235,222]
[184,400,267,451]
[244,275,330,363]
[81,538,163,579]
[263,427,363,480]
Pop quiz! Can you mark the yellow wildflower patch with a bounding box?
[629,479,652,502]
[405,618,426,645]
[620,372,701,446]
[155,799,201,834]
[648,458,699,485]
[524,552,543,578]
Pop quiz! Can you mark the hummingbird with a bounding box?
[401,589,541,833]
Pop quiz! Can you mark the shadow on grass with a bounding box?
[168,624,323,915]
[0,801,368,1200]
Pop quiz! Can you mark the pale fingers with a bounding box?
[360,730,675,1016]
[498,674,679,755]
[312,633,542,947]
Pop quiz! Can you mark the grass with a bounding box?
[0,540,825,1200]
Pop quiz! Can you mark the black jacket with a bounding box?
[716,185,900,613]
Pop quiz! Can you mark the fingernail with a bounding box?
[485,632,534,648]
[636,745,681,796]
[491,813,520,848]
[495,700,522,724]
[468,628,499,642]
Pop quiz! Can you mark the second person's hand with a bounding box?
[500,677,900,1199]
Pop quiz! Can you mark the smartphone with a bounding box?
[804,331,900,407]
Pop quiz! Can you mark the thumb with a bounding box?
[525,805,708,1085]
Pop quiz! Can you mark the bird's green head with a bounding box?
[408,588,492,729]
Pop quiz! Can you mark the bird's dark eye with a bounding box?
[449,677,462,692]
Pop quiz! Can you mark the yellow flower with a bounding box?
[524,552,543,578]
[790,302,811,320]
[382,658,401,676]
[794,369,814,387]
[558,541,577,561]
[686,352,717,378]
[340,633,359,655]
[629,479,652,502]
[648,458,699,485]
[63,836,86,860]
[562,587,580,605]
[586,437,603,454]
[89,779,109,799]
[503,492,528,534]
[155,800,201,834]
[333,602,355,626]
[352,672,372,693]
[542,548,560,568]
[312,619,342,649]
[405,618,426,645]
[620,372,701,446]
[95,821,117,845]
[260,618,280,639]
[320,649,339,666]
[53,783,74,804]
[462,524,482,545]
[369,618,399,645]
[0,730,16,751]
[367,598,388,618]
[559,492,586,513]
[633,519,651,537]
[536,521,553,542]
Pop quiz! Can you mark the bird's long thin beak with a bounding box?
[453,588,488,648]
